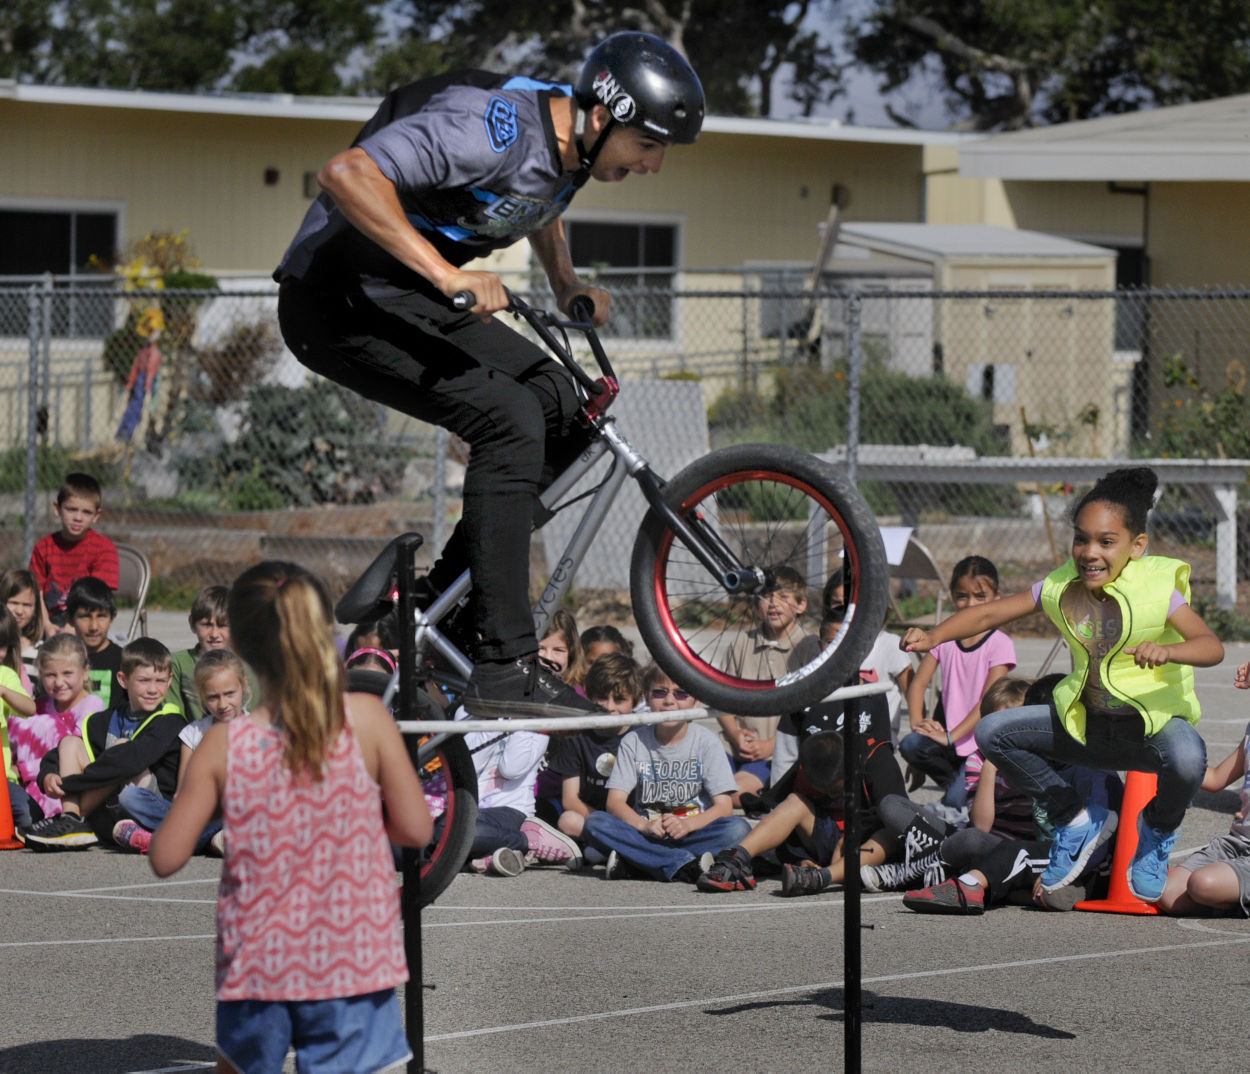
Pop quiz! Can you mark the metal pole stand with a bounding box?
[394,534,434,1074]
[842,696,863,1073]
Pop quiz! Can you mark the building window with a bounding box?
[0,208,118,337]
[566,219,677,339]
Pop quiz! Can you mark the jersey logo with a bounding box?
[484,96,519,152]
[591,69,637,122]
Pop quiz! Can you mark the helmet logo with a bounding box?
[591,69,637,122]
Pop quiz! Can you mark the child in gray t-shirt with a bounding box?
[582,704,751,883]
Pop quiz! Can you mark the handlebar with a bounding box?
[448,287,617,405]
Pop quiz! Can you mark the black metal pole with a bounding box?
[395,535,429,1074]
[843,698,862,1073]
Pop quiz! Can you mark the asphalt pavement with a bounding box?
[2,639,1247,1073]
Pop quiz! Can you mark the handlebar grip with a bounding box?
[451,290,476,311]
[569,294,596,322]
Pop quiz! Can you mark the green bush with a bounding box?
[0,445,119,496]
[177,382,408,508]
[709,362,1018,517]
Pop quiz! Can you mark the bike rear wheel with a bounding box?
[350,675,477,908]
[630,442,888,715]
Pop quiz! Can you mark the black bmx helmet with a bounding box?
[570,31,704,180]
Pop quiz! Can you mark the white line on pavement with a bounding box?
[425,931,1250,1042]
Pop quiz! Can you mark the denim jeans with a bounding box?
[975,703,1206,832]
[898,731,963,789]
[583,811,752,880]
[8,781,44,829]
[279,280,588,661]
[117,784,221,853]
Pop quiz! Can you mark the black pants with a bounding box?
[278,279,587,660]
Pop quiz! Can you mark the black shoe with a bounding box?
[673,852,715,885]
[25,812,98,851]
[464,654,603,719]
[697,845,756,892]
[781,864,832,897]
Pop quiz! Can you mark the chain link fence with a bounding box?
[1,272,1247,619]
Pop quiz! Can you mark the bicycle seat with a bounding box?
[335,532,424,624]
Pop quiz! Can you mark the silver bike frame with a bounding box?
[403,416,652,688]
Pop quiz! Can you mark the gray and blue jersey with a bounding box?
[276,70,579,288]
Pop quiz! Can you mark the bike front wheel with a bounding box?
[630,442,888,716]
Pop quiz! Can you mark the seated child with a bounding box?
[29,472,119,631]
[113,649,250,855]
[1157,660,1250,916]
[549,653,643,859]
[580,624,634,665]
[25,637,184,850]
[2,568,46,689]
[7,634,102,831]
[900,556,1015,799]
[66,576,124,708]
[819,568,916,744]
[698,689,904,896]
[714,566,811,804]
[860,677,1035,893]
[902,764,1123,915]
[462,700,583,877]
[167,585,259,723]
[2,606,36,829]
[582,667,751,883]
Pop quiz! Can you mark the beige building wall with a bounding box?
[924,147,1144,246]
[1,100,358,275]
[934,255,1120,456]
[570,133,925,267]
[1142,182,1250,414]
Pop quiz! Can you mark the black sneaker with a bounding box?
[604,850,645,880]
[697,845,756,892]
[673,852,716,885]
[781,864,832,897]
[464,654,603,719]
[25,812,98,850]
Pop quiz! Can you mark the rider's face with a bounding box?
[590,113,668,182]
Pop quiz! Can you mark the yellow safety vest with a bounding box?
[81,701,183,763]
[1039,555,1200,744]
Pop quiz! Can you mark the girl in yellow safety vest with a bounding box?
[902,467,1224,905]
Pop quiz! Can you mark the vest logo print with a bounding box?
[484,96,519,152]
[591,69,637,121]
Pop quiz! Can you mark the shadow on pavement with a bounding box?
[708,987,1077,1039]
[0,1035,216,1074]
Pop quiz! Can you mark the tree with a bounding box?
[1,0,382,94]
[367,0,845,117]
[850,0,1250,131]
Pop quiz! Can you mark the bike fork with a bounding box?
[597,420,765,595]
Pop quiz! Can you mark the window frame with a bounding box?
[559,210,684,349]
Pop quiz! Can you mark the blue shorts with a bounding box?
[217,988,411,1074]
[725,752,771,787]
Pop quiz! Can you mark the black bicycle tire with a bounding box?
[350,681,478,908]
[630,442,888,715]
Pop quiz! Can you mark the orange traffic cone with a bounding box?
[1075,770,1160,915]
[1,784,25,850]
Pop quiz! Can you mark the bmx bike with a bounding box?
[335,289,889,906]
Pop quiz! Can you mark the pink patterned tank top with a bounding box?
[215,704,407,1000]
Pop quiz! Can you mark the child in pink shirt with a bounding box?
[901,555,1016,808]
[8,633,100,828]
[150,561,432,1074]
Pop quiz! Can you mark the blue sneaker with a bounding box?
[1041,803,1118,893]
[1128,815,1178,903]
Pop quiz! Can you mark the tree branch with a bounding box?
[901,13,1027,75]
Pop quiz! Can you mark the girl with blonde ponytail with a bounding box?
[151,561,432,1073]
